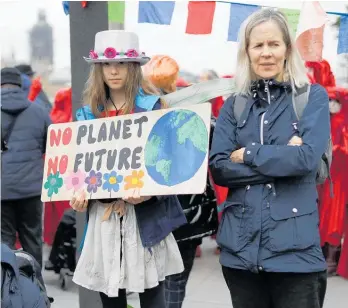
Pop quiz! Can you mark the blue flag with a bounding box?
[138,1,175,25]
[338,16,348,54]
[228,3,259,42]
[62,1,69,16]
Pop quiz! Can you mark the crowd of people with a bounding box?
[1,7,348,308]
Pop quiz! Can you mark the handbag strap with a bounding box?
[1,112,21,152]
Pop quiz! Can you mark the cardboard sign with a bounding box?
[41,104,211,202]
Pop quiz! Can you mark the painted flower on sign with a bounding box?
[85,170,102,194]
[124,170,144,190]
[103,171,123,193]
[65,170,86,192]
[44,172,63,198]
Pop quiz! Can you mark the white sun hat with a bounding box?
[84,30,150,66]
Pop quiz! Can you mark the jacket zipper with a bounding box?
[260,80,271,145]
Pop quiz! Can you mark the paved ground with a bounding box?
[44,239,348,308]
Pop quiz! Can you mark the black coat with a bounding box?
[1,87,51,200]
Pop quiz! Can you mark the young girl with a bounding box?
[70,30,186,308]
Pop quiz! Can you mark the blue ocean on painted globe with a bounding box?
[145,110,208,186]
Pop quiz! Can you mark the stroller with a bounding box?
[44,209,76,290]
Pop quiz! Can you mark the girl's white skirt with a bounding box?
[73,201,184,297]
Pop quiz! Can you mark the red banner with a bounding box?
[185,1,216,35]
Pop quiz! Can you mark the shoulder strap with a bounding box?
[1,112,21,152]
[292,84,311,121]
[233,95,248,122]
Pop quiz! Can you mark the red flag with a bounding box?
[185,1,216,34]
[28,77,42,102]
[81,1,87,8]
[296,2,327,61]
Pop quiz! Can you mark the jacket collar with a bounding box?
[250,79,291,104]
[251,79,291,92]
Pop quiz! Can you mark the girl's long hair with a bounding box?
[83,62,163,117]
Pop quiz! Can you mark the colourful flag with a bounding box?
[138,1,175,25]
[62,1,69,15]
[227,3,259,41]
[296,2,327,61]
[279,8,300,37]
[338,16,348,54]
[108,1,125,24]
[186,1,216,35]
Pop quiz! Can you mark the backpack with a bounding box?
[14,250,53,307]
[1,246,53,308]
[233,84,333,186]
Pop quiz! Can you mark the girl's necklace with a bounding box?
[108,97,126,112]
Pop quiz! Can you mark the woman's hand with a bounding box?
[123,196,152,205]
[122,189,152,205]
[70,191,88,212]
[230,148,245,163]
[288,136,303,146]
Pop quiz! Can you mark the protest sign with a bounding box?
[41,104,211,202]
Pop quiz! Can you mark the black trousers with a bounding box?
[165,240,200,308]
[100,282,165,308]
[222,267,327,308]
[1,196,43,268]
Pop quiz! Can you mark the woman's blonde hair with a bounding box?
[235,8,309,95]
[83,62,163,117]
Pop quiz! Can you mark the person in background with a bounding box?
[332,88,348,280]
[198,69,229,257]
[44,88,73,247]
[50,87,72,123]
[199,69,219,82]
[210,8,330,308]
[144,56,219,307]
[15,64,52,113]
[306,60,348,277]
[1,67,51,268]
[305,60,336,88]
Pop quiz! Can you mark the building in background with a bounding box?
[29,10,53,76]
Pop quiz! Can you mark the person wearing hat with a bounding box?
[1,67,51,268]
[15,64,52,113]
[69,30,186,308]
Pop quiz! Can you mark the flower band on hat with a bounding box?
[89,48,146,60]
[84,30,150,65]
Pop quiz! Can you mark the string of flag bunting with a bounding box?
[135,1,348,61]
[63,1,348,60]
